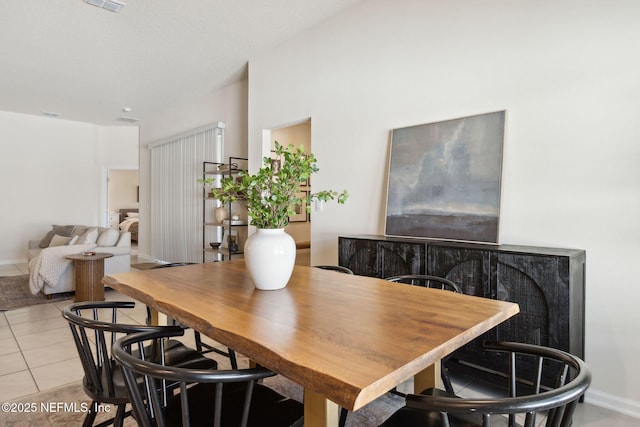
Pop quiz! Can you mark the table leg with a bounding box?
[147,307,159,326]
[303,388,339,427]
[414,360,442,393]
[74,259,106,302]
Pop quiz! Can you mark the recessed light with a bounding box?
[42,111,60,117]
[83,0,126,13]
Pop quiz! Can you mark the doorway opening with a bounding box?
[266,119,312,265]
[107,169,139,250]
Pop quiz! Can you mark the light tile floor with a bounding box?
[0,256,151,403]
[0,283,146,402]
[1,261,638,425]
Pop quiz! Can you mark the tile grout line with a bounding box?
[10,310,44,393]
[1,311,41,398]
[3,300,82,397]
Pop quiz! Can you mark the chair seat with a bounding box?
[82,372,130,405]
[86,340,217,401]
[162,339,219,369]
[381,388,493,427]
[126,339,218,378]
[380,407,497,427]
[165,381,303,427]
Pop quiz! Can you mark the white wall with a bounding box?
[137,79,248,259]
[99,126,140,225]
[0,111,138,263]
[247,0,640,415]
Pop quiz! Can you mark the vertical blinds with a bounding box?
[149,124,223,263]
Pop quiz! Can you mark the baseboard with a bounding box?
[0,258,28,266]
[585,388,640,419]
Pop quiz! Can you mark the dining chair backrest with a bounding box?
[314,265,355,274]
[385,274,462,293]
[380,341,591,427]
[113,328,304,427]
[62,301,193,427]
[63,301,174,395]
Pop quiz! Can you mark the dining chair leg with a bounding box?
[194,330,238,369]
[441,365,455,394]
[114,404,127,427]
[229,348,238,369]
[339,406,348,427]
[82,410,96,427]
[82,405,97,427]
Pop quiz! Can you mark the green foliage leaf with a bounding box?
[209,142,348,228]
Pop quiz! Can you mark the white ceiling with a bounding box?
[0,0,363,126]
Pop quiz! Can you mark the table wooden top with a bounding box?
[66,252,114,261]
[104,261,519,411]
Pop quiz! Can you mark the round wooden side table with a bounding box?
[65,252,114,302]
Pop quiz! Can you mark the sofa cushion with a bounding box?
[71,225,89,237]
[76,228,99,245]
[49,234,73,247]
[97,228,120,247]
[39,225,75,248]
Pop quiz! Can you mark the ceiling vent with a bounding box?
[84,0,126,13]
[117,116,140,123]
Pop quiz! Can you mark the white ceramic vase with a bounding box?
[244,228,296,290]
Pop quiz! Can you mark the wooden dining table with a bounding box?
[103,261,519,427]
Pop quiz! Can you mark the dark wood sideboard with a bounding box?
[338,234,585,380]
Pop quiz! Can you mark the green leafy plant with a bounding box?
[208,142,348,229]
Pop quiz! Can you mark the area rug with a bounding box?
[0,381,137,427]
[0,275,72,311]
[2,373,402,426]
[131,262,167,270]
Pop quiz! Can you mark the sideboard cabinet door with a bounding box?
[378,240,425,278]
[339,235,425,278]
[427,241,585,377]
[427,245,491,298]
[338,237,379,277]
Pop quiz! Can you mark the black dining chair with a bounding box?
[113,328,304,427]
[379,341,591,427]
[385,274,462,293]
[313,265,355,275]
[149,262,238,369]
[385,274,462,395]
[63,301,219,427]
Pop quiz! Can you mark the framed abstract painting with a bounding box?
[385,111,506,244]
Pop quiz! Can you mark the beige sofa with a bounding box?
[27,225,131,296]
